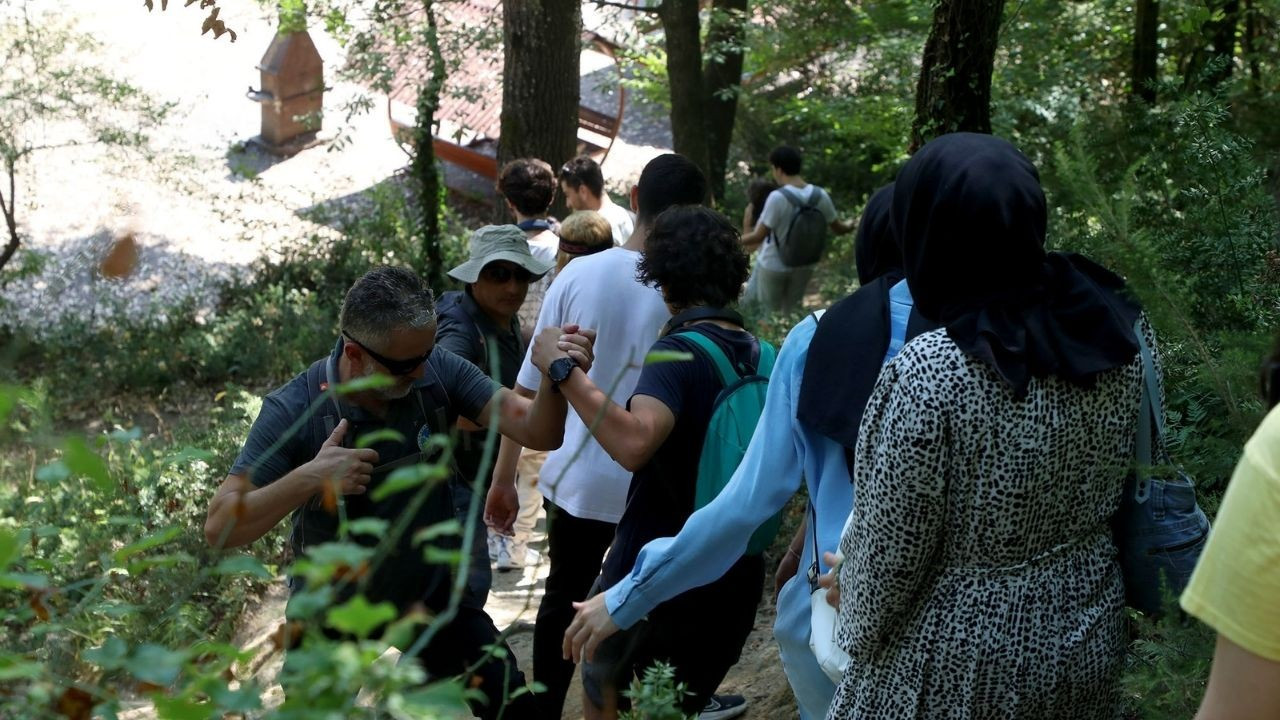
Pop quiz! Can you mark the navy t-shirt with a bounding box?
[600,323,761,592]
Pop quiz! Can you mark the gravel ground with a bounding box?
[1,0,673,337]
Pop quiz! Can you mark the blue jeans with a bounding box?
[1113,472,1210,615]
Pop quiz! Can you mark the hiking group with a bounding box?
[204,137,1280,720]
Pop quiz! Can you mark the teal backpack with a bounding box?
[674,330,782,556]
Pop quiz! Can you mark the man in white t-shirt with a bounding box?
[487,154,706,720]
[498,158,561,338]
[740,145,854,314]
[558,155,635,246]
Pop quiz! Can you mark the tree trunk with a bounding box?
[411,0,447,291]
[0,157,19,274]
[498,0,581,219]
[702,0,747,203]
[908,0,1008,152]
[1185,0,1240,87]
[1133,0,1159,103]
[659,0,710,187]
[1244,0,1261,93]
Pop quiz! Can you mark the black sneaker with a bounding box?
[700,693,748,720]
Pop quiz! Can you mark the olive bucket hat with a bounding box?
[447,224,554,284]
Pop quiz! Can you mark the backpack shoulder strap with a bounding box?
[756,339,777,377]
[673,330,741,387]
[803,185,823,208]
[778,186,804,208]
[306,358,342,449]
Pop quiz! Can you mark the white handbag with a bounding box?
[807,501,854,683]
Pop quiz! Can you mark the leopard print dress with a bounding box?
[827,322,1155,720]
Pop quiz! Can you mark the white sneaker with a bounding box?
[487,531,501,563]
[494,535,519,572]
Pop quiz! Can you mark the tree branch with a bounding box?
[590,0,662,13]
[0,157,20,273]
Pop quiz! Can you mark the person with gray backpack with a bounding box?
[741,146,855,314]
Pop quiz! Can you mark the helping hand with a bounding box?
[563,593,619,664]
[819,551,841,609]
[484,478,519,535]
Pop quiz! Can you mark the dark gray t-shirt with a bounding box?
[227,338,499,611]
[229,341,498,487]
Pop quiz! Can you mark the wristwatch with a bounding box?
[547,357,578,392]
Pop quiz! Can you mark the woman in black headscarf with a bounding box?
[827,133,1152,720]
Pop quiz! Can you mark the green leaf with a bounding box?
[370,463,447,502]
[412,519,461,545]
[209,683,262,713]
[333,374,394,394]
[112,526,182,564]
[0,654,43,681]
[355,428,405,448]
[644,350,694,365]
[0,528,18,572]
[344,517,390,537]
[63,436,112,491]
[108,427,142,444]
[35,461,69,483]
[285,586,332,621]
[422,547,462,565]
[126,644,188,686]
[0,572,48,590]
[213,555,272,579]
[84,636,129,670]
[127,552,195,575]
[163,447,215,466]
[392,682,472,718]
[325,596,396,638]
[0,388,16,425]
[152,695,210,720]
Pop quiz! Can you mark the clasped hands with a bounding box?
[532,323,597,376]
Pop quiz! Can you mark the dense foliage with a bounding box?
[2,0,1279,717]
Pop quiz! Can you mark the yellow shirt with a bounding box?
[1181,403,1280,661]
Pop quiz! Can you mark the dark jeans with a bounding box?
[581,554,765,716]
[453,479,493,609]
[286,606,537,720]
[533,498,617,720]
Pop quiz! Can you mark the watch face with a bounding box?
[550,357,575,382]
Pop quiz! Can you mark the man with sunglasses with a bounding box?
[203,266,594,719]
[437,226,552,589]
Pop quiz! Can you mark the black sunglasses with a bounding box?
[342,332,432,376]
[482,264,535,284]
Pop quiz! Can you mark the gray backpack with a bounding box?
[774,186,829,267]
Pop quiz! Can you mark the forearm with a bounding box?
[492,434,521,486]
[507,373,568,451]
[788,518,807,556]
[559,369,649,470]
[205,469,315,549]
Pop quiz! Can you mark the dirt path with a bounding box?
[216,510,797,719]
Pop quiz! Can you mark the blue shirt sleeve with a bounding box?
[604,316,819,628]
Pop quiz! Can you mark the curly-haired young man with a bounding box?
[556,205,764,720]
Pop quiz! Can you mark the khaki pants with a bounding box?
[513,448,545,545]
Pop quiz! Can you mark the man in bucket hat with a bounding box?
[437,225,553,592]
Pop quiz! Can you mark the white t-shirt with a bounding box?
[515,247,670,522]
[518,229,559,331]
[598,194,636,246]
[755,184,837,271]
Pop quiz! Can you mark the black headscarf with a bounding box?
[894,133,1141,397]
[797,183,939,453]
[853,184,899,286]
